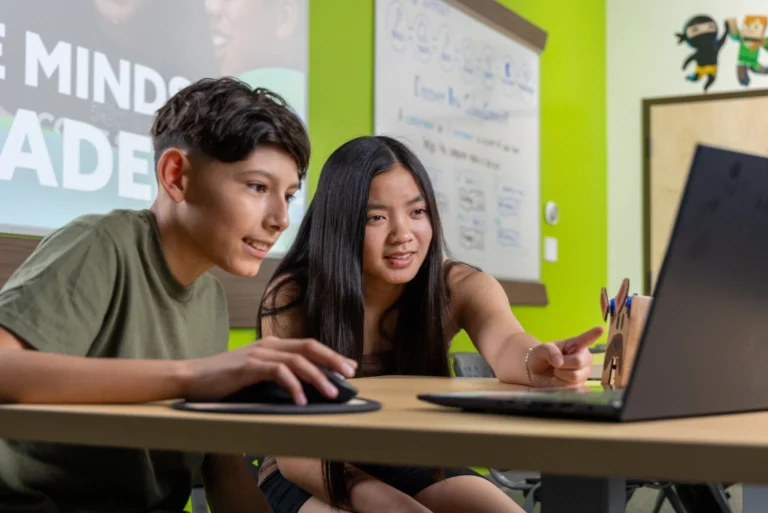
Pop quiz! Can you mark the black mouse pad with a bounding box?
[171,397,382,415]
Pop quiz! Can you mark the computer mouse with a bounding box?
[220,366,358,404]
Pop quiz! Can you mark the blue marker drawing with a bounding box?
[458,187,485,212]
[461,38,475,82]
[459,226,484,250]
[457,213,486,251]
[450,127,473,141]
[496,227,521,248]
[517,60,536,104]
[438,25,454,72]
[497,196,522,217]
[414,75,446,104]
[520,61,532,84]
[496,188,524,217]
[448,86,462,108]
[387,1,408,52]
[414,14,433,63]
[457,170,481,188]
[423,0,450,16]
[406,115,435,129]
[482,46,496,90]
[500,54,518,99]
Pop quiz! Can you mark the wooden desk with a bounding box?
[1,376,767,513]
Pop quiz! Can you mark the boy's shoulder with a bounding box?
[37,208,176,267]
[48,208,154,243]
[0,208,227,358]
[54,209,224,290]
[11,208,221,295]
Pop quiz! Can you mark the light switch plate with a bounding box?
[544,236,558,263]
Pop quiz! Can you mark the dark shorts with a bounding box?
[260,464,483,513]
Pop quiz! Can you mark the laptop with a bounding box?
[419,144,768,422]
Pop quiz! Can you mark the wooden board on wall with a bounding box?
[643,90,768,294]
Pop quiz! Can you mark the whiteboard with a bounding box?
[374,0,541,282]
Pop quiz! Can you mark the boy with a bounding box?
[0,77,357,512]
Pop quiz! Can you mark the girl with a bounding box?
[256,135,602,513]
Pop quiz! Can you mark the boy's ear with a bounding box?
[615,278,629,316]
[156,148,190,203]
[600,287,609,322]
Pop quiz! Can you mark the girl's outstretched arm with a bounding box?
[448,265,602,387]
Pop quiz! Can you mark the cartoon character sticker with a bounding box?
[676,15,729,92]
[726,15,768,86]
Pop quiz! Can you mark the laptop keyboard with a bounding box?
[517,387,625,406]
[443,386,625,406]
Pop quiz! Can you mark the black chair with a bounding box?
[190,471,207,513]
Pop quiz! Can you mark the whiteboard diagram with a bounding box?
[375,0,541,282]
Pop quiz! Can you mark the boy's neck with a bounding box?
[149,204,213,287]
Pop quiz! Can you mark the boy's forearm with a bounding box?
[0,349,190,404]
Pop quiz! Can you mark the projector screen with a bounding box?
[0,0,308,256]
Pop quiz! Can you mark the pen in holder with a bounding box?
[600,278,652,389]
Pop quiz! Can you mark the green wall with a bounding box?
[458,0,608,348]
[229,0,608,352]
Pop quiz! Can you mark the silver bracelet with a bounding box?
[524,347,534,386]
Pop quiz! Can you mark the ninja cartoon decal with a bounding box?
[676,15,729,92]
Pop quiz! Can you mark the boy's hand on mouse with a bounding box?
[181,337,358,405]
[526,326,603,388]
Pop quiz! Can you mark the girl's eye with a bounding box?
[249,183,266,193]
[413,208,426,215]
[285,193,295,203]
[367,215,384,222]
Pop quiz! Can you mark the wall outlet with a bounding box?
[544,236,558,263]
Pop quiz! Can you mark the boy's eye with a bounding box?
[285,193,295,203]
[248,183,267,193]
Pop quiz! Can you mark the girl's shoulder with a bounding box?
[443,260,479,328]
[443,260,505,323]
[264,272,302,304]
[443,260,482,291]
[260,272,306,338]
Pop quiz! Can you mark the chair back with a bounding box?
[451,352,495,378]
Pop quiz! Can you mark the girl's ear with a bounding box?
[600,287,610,321]
[615,278,629,316]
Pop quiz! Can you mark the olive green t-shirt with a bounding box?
[0,209,230,513]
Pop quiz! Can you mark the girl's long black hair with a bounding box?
[258,135,457,508]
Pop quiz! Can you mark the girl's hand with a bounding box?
[526,326,603,388]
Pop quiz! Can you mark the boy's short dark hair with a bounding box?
[150,77,310,178]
